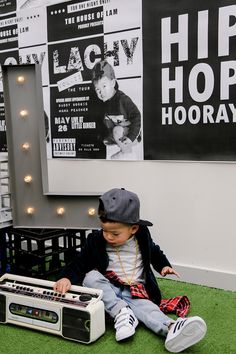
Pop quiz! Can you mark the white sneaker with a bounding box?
[165,316,207,353]
[114,307,139,341]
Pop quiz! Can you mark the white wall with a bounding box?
[47,159,236,291]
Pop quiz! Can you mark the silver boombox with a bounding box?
[0,273,105,343]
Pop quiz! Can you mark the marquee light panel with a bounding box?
[2,64,100,229]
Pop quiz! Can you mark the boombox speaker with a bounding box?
[62,307,91,342]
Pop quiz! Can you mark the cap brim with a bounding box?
[137,219,153,226]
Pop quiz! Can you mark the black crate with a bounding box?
[0,227,87,279]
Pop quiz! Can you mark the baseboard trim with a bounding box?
[157,263,236,292]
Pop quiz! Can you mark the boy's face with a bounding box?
[94,76,116,102]
[101,221,139,247]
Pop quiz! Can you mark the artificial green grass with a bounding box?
[0,279,235,354]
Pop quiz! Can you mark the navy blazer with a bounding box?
[60,225,172,305]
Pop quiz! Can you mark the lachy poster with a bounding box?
[46,0,142,159]
[1,0,236,161]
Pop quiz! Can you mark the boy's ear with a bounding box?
[111,78,116,88]
[131,224,139,234]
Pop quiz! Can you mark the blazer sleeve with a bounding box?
[57,230,107,285]
[149,237,172,273]
[137,225,172,274]
[58,246,91,285]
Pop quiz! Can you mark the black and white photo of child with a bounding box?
[91,60,142,160]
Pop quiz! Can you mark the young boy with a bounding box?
[54,188,207,352]
[91,60,141,160]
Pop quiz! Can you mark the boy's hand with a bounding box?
[161,266,180,278]
[53,278,71,294]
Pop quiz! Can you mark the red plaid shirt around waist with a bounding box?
[105,270,190,317]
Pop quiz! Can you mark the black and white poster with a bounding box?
[47,0,142,159]
[143,0,236,161]
[1,0,236,161]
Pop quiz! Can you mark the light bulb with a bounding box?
[57,207,65,215]
[21,142,30,151]
[88,207,96,216]
[20,110,28,117]
[24,175,33,183]
[26,207,34,215]
[17,75,25,84]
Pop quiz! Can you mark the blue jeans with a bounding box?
[83,270,173,337]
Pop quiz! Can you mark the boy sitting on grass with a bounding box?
[54,188,207,353]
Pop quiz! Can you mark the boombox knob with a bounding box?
[79,294,92,302]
